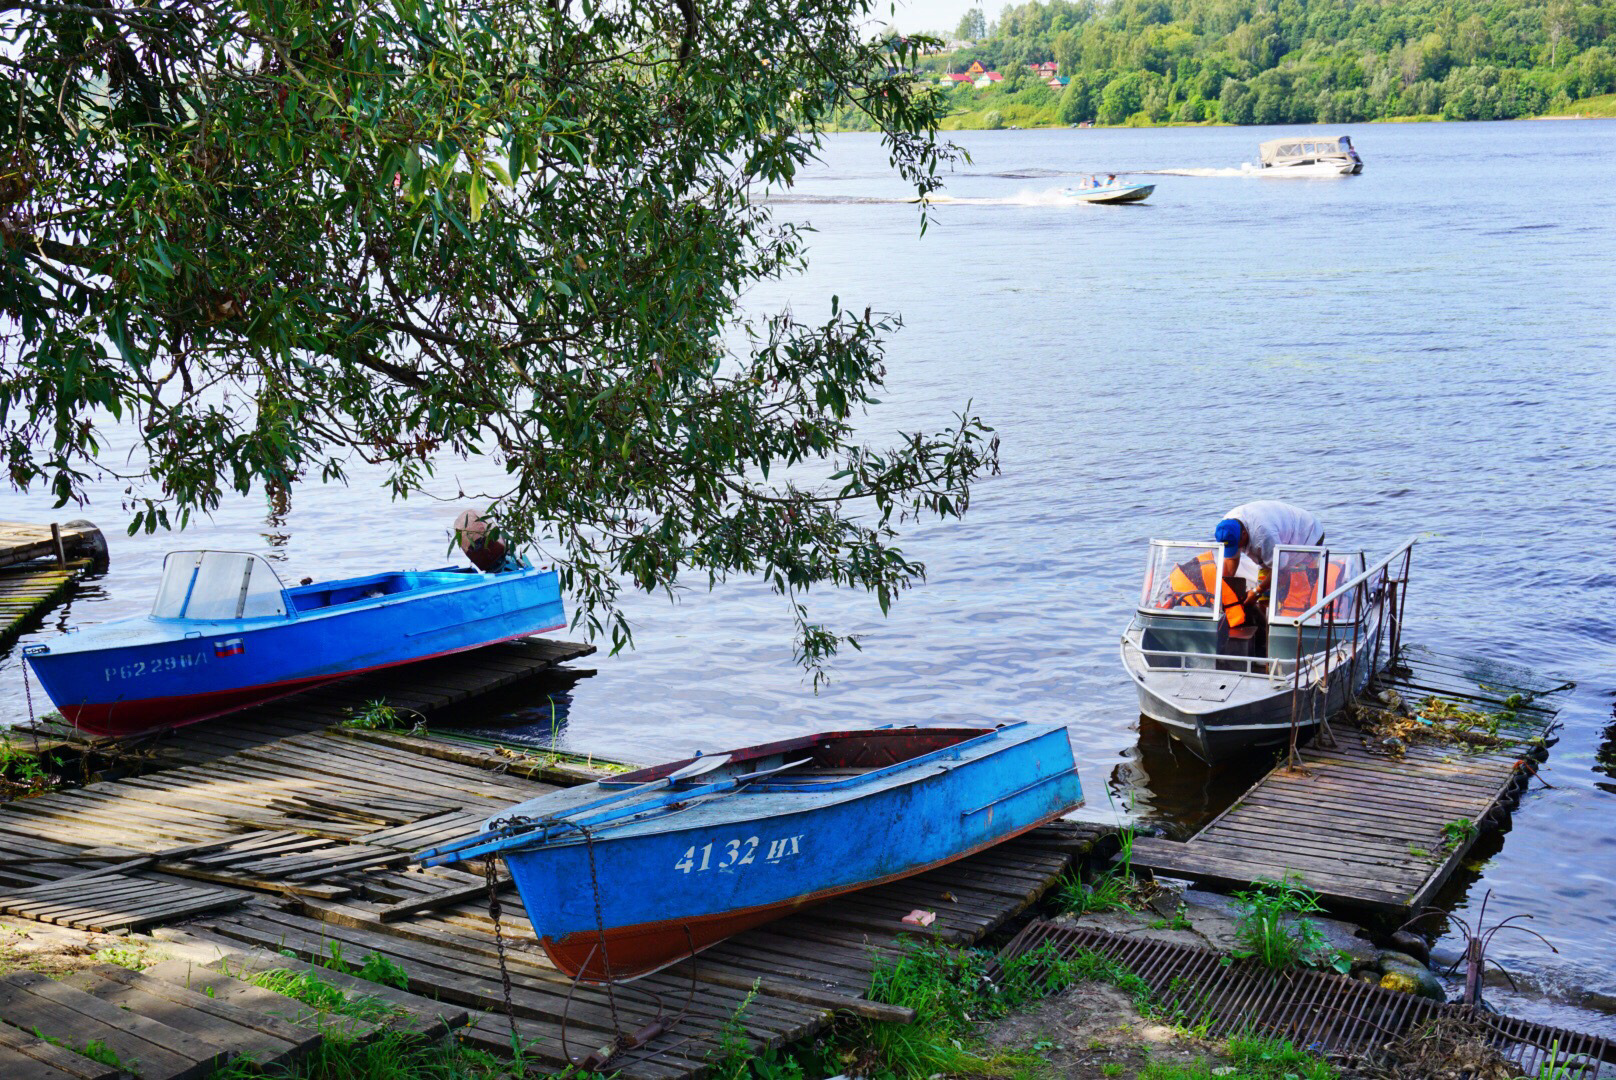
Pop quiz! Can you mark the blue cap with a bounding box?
[1214,518,1243,559]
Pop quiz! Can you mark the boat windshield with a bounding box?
[1138,541,1225,619]
[152,551,288,620]
[1270,547,1367,622]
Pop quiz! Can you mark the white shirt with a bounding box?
[1225,501,1323,568]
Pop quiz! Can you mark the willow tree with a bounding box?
[0,0,996,674]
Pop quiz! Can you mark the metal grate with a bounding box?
[998,921,1616,1078]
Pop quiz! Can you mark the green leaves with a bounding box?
[2,0,986,680]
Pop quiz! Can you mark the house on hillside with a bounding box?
[966,60,987,75]
[941,72,974,84]
[974,71,1004,87]
[1039,61,1059,74]
[1048,75,1069,89]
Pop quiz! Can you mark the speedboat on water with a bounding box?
[420,722,1082,981]
[1257,134,1362,175]
[1062,182,1154,204]
[1119,538,1413,763]
[23,548,565,736]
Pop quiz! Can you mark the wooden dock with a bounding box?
[1130,646,1567,914]
[0,521,104,572]
[0,706,1102,1078]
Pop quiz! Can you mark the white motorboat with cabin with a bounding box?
[1120,537,1414,763]
[1257,135,1363,176]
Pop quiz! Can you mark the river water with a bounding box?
[2,120,1614,1030]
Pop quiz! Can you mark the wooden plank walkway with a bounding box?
[1131,646,1567,914]
[0,713,1104,1079]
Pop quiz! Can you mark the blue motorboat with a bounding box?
[23,549,566,736]
[420,722,1082,981]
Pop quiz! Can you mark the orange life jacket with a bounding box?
[1167,552,1247,628]
[1277,560,1345,619]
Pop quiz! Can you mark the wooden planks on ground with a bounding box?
[1131,646,1566,914]
[180,825,1085,1080]
[0,872,245,933]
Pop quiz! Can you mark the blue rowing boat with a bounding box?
[419,722,1082,981]
[23,549,565,736]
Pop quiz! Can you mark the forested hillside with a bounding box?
[922,0,1616,124]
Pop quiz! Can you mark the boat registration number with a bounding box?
[104,652,210,682]
[674,834,803,874]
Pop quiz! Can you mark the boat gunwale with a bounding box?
[456,723,1066,855]
[30,564,563,649]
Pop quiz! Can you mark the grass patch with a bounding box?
[1139,1033,1338,1079]
[1055,824,1155,916]
[849,937,1153,1079]
[206,1028,515,1079]
[250,968,403,1024]
[1230,878,1349,974]
[34,1030,128,1070]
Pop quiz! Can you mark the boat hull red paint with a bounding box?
[539,815,1060,981]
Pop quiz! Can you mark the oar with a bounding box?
[415,753,735,864]
[420,757,813,866]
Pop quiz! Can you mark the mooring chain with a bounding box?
[580,824,622,1034]
[484,854,520,1050]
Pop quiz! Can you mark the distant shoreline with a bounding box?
[821,91,1616,134]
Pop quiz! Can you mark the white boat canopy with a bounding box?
[152,550,288,620]
[1259,135,1354,164]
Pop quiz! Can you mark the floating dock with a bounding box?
[1130,646,1567,914]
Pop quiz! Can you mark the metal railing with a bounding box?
[1281,536,1418,764]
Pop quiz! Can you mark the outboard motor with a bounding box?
[453,510,518,573]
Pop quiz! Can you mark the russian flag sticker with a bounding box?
[214,638,246,657]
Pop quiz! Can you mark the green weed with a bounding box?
[1409,845,1431,858]
[249,968,401,1023]
[1443,818,1479,850]
[342,699,424,732]
[205,1029,510,1079]
[0,735,60,795]
[1229,878,1349,973]
[92,945,147,970]
[1056,823,1150,915]
[358,951,410,990]
[33,1030,127,1071]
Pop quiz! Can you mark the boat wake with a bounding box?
[1140,165,1258,177]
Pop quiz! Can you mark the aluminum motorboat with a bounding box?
[1062,181,1154,204]
[1257,134,1363,175]
[1120,538,1413,763]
